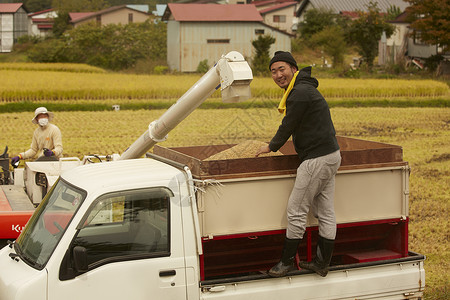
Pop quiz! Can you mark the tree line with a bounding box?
[22,21,166,71]
[252,2,395,75]
[8,0,448,73]
[2,0,167,14]
[252,0,448,76]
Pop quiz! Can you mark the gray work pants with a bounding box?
[286,150,341,240]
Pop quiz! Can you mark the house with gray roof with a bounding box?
[379,11,440,67]
[296,0,409,21]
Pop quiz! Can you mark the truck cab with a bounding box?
[0,159,199,300]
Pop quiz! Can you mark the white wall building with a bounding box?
[0,3,29,52]
[163,3,294,72]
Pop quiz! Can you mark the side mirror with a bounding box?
[73,246,88,272]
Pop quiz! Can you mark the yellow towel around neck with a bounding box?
[277,71,299,115]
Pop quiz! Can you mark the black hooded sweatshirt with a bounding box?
[268,66,339,162]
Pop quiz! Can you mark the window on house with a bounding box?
[273,15,286,23]
[413,31,427,45]
[128,13,133,23]
[96,15,101,25]
[207,39,230,44]
[255,29,265,35]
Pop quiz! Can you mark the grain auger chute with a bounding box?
[119,51,253,160]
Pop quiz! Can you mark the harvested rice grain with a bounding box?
[204,140,282,160]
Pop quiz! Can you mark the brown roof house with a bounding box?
[258,1,298,34]
[70,5,151,28]
[162,3,294,72]
[29,8,57,38]
[0,3,29,52]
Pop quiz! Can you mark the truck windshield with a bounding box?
[14,179,86,269]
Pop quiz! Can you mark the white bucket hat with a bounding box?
[32,107,54,124]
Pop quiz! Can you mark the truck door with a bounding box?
[50,187,187,300]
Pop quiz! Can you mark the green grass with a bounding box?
[0,96,449,114]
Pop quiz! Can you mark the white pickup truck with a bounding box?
[0,137,425,300]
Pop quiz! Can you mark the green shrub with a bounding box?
[424,55,444,72]
[27,38,68,62]
[28,20,167,71]
[252,35,275,76]
[14,35,42,52]
[291,38,304,53]
[342,68,361,78]
[297,7,336,41]
[386,63,405,75]
[347,2,395,70]
[154,65,169,74]
[196,59,209,73]
[310,25,347,67]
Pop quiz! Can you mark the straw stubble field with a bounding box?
[1,107,448,298]
[0,63,448,299]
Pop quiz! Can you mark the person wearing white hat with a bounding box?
[11,107,63,166]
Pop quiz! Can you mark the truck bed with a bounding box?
[153,136,405,178]
[153,136,409,237]
[152,137,415,282]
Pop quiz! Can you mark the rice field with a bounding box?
[0,62,448,299]
[0,62,106,73]
[253,77,450,99]
[0,63,448,102]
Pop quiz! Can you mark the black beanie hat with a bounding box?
[269,51,298,70]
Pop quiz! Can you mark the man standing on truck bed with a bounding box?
[256,51,341,277]
[11,107,63,166]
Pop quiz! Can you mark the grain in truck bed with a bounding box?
[152,136,410,279]
[153,136,405,179]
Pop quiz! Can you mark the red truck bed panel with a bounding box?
[0,186,34,240]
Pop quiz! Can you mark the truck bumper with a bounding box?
[0,246,47,300]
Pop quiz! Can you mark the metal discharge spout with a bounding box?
[119,51,253,160]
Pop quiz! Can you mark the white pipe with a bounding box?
[119,66,220,160]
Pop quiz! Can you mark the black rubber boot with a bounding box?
[268,238,301,277]
[298,236,334,277]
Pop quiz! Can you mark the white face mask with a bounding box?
[38,118,49,127]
